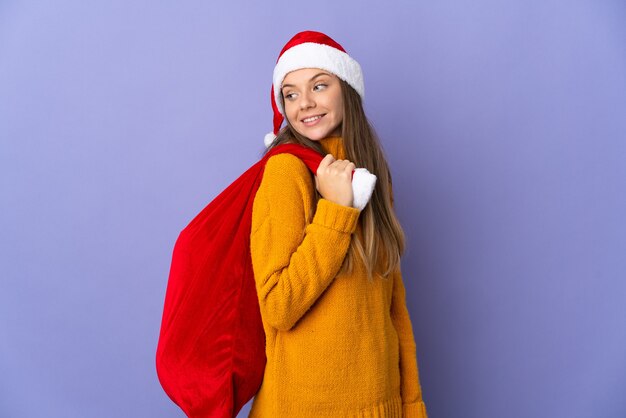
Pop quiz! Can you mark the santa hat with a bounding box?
[264,30,365,148]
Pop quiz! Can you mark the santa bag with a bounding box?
[156,142,377,418]
[156,143,320,417]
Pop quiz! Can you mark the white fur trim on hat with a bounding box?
[264,132,276,148]
[272,42,364,116]
[351,168,377,211]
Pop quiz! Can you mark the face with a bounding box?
[281,68,344,141]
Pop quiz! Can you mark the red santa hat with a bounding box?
[264,30,365,147]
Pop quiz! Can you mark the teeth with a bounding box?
[303,115,322,122]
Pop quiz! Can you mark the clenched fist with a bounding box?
[314,154,356,208]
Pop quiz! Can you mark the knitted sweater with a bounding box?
[248,136,428,418]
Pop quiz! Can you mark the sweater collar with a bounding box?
[318,135,346,159]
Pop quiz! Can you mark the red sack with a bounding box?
[155,143,329,418]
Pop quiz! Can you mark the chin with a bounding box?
[296,126,341,141]
[304,133,327,141]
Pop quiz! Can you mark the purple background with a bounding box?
[1,1,625,417]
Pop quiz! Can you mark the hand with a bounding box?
[314,154,356,208]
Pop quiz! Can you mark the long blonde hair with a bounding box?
[263,78,406,282]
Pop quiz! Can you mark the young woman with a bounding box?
[249,30,428,418]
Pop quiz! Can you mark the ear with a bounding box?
[351,168,377,211]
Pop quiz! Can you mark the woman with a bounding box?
[249,30,428,418]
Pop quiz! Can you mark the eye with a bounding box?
[284,92,296,100]
[313,83,327,91]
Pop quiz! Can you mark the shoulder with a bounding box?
[252,152,315,232]
[263,153,311,183]
[255,153,315,204]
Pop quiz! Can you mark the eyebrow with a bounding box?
[282,72,330,90]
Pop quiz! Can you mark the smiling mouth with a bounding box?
[301,114,326,124]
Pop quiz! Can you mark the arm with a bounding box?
[390,265,428,418]
[250,153,361,331]
[388,181,427,416]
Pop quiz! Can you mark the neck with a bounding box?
[318,135,345,159]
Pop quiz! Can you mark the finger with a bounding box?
[334,160,353,170]
[318,154,335,171]
[342,161,356,175]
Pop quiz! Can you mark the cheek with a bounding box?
[284,102,297,121]
[331,92,343,117]
[333,100,344,121]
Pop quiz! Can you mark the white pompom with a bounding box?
[351,168,377,211]
[264,132,276,148]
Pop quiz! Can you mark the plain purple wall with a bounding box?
[1,1,625,417]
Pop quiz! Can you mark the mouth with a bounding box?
[301,114,326,126]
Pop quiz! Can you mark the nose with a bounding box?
[299,90,315,110]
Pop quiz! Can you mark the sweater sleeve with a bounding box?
[250,153,361,332]
[387,178,427,415]
[390,265,428,418]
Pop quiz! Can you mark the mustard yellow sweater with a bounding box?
[249,136,428,418]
